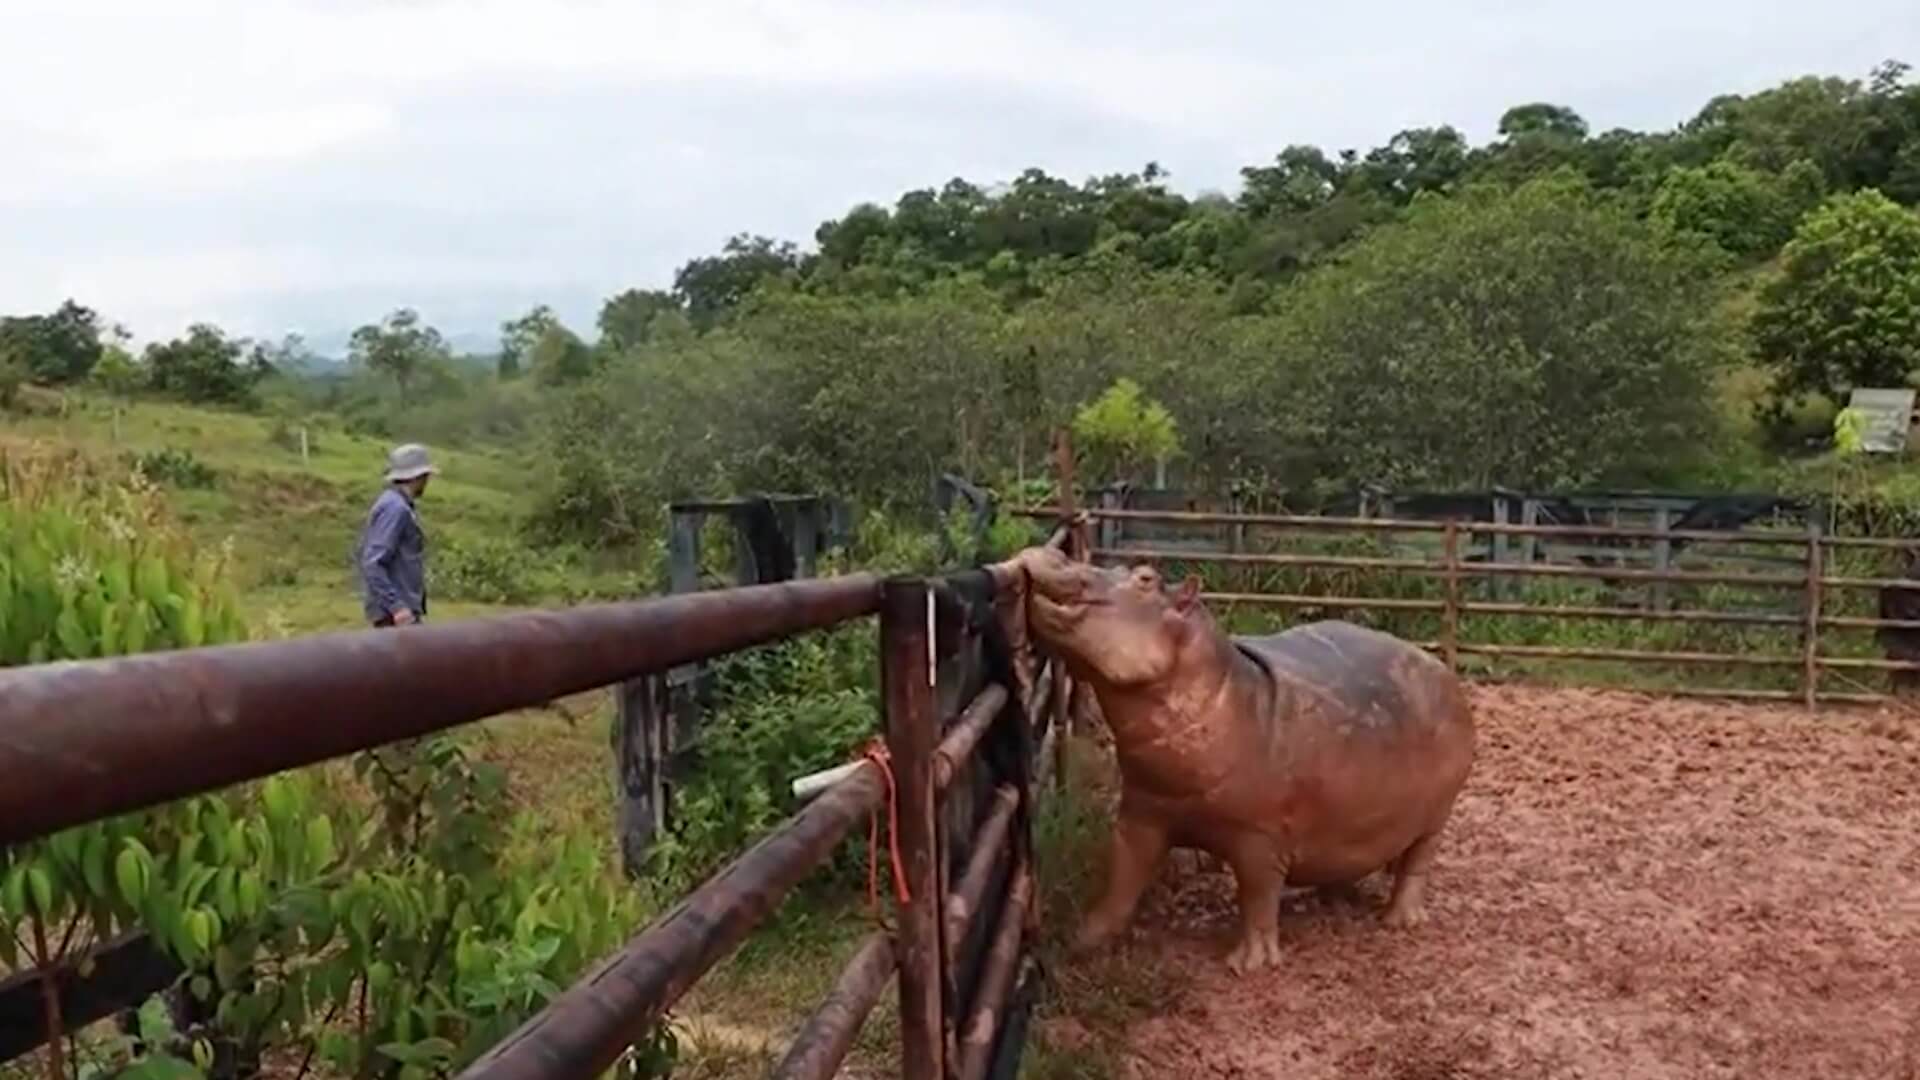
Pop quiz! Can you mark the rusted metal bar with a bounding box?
[1818,573,1920,592]
[1821,614,1920,630]
[1460,602,1800,627]
[1032,719,1061,808]
[1441,521,1461,672]
[0,574,883,848]
[1454,642,1797,667]
[1803,525,1823,709]
[1656,686,1890,705]
[1024,664,1056,729]
[458,765,885,1080]
[0,932,180,1063]
[769,932,897,1080]
[933,684,1011,792]
[881,578,944,1080]
[1202,592,1445,612]
[1025,506,1823,547]
[1814,655,1920,672]
[955,869,1034,1080]
[944,786,1021,949]
[1100,546,1809,590]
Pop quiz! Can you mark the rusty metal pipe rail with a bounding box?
[459,766,885,1080]
[0,574,881,848]
[956,870,1034,1080]
[770,932,898,1080]
[1027,505,1920,555]
[1023,505,1816,547]
[933,685,1012,792]
[1098,547,1813,591]
[944,786,1022,949]
[1454,643,1796,667]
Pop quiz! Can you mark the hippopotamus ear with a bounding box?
[1173,574,1203,612]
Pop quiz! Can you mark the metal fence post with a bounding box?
[1442,520,1461,673]
[1802,520,1823,710]
[881,578,943,1080]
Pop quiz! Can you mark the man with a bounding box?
[358,443,434,628]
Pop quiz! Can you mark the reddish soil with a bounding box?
[1103,685,1920,1079]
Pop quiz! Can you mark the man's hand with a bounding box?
[391,608,417,626]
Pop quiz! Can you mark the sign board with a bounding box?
[1846,388,1916,454]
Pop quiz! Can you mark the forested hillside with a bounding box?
[7,60,1920,546]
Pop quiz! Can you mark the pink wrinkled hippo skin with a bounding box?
[995,545,1476,974]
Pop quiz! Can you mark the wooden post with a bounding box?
[1442,520,1461,673]
[881,578,943,1080]
[299,426,310,467]
[1052,429,1087,560]
[1519,499,1540,571]
[1651,507,1672,612]
[1802,520,1823,710]
[1490,496,1510,601]
[612,675,666,877]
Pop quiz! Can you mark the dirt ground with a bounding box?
[1062,685,1920,1079]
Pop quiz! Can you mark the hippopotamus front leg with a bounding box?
[1073,811,1169,951]
[1219,831,1288,974]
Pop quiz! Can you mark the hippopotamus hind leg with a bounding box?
[1074,813,1170,952]
[1382,830,1443,928]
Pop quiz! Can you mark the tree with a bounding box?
[1238,145,1344,217]
[144,324,269,405]
[1072,377,1182,486]
[348,308,449,404]
[529,323,595,386]
[1649,159,1811,259]
[1498,103,1589,140]
[0,300,104,384]
[1753,190,1920,401]
[672,234,802,329]
[498,304,560,379]
[1264,176,1734,491]
[595,289,685,354]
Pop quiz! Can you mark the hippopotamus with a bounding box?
[994,544,1476,973]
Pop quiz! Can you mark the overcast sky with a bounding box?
[1,0,1912,350]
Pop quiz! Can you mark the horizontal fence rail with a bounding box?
[1018,503,1920,706]
[0,573,885,848]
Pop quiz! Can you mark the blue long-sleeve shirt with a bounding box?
[357,486,427,624]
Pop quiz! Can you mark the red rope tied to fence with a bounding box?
[858,737,913,918]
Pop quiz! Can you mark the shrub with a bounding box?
[434,535,554,604]
[131,447,218,490]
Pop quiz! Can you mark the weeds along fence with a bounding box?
[1019,505,1920,705]
[0,526,1079,1080]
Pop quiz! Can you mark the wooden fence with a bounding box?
[1023,505,1920,707]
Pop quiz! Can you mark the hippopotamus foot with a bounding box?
[1222,836,1288,976]
[1381,831,1442,929]
[1074,814,1169,953]
[1225,925,1283,974]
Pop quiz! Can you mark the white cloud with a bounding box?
[0,0,1912,341]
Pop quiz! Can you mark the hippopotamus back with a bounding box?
[1234,619,1460,739]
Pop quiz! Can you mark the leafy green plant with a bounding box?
[645,628,878,894]
[1071,377,1181,487]
[433,536,553,605]
[130,448,217,490]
